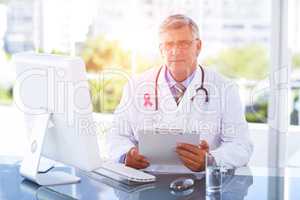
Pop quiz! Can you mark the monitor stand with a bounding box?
[20,113,80,186]
[38,157,55,173]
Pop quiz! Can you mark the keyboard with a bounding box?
[93,162,156,184]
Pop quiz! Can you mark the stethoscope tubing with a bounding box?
[154,65,209,111]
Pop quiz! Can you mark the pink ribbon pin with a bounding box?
[144,93,153,108]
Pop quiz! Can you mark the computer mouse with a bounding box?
[169,177,195,192]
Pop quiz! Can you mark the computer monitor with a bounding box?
[13,52,102,185]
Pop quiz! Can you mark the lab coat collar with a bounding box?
[186,66,205,99]
[156,65,177,111]
[157,65,167,85]
[172,66,204,111]
[156,65,206,111]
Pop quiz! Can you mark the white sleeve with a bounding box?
[106,82,136,162]
[210,82,253,168]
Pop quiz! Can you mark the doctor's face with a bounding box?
[159,26,202,81]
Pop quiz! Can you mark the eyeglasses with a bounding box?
[160,39,198,50]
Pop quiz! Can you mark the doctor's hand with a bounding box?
[125,147,150,169]
[176,140,209,172]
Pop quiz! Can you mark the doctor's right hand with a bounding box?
[125,147,150,169]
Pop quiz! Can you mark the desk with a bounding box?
[0,157,299,200]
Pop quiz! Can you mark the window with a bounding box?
[289,0,300,126]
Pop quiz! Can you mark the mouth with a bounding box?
[168,60,185,62]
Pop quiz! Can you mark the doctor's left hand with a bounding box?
[125,147,150,170]
[176,140,209,172]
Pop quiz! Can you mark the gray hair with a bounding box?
[159,14,200,39]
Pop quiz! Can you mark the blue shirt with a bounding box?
[165,67,196,98]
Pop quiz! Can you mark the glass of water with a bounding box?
[205,152,222,194]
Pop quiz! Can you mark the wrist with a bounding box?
[119,153,127,164]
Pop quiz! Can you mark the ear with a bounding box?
[196,39,202,55]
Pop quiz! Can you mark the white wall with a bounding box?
[248,123,300,167]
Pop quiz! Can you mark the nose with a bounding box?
[169,46,180,56]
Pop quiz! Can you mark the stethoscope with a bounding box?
[154,65,209,110]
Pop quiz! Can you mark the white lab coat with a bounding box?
[106,65,253,169]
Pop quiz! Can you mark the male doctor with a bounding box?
[107,14,253,172]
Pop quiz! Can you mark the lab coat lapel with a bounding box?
[157,65,178,113]
[176,67,202,112]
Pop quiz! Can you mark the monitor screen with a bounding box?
[13,52,102,172]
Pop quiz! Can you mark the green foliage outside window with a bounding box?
[293,53,300,68]
[81,36,132,73]
[81,35,160,113]
[0,86,12,105]
[88,76,127,113]
[204,44,269,80]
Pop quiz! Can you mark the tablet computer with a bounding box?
[138,129,200,173]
